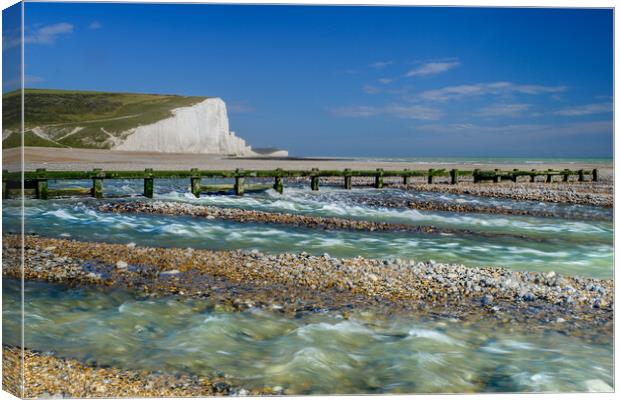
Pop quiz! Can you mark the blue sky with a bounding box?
[6,3,614,157]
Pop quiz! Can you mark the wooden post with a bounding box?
[546,173,553,183]
[375,168,384,189]
[143,168,154,198]
[529,169,537,183]
[274,168,284,194]
[511,169,518,183]
[35,168,48,200]
[493,169,501,183]
[2,169,7,200]
[311,168,320,191]
[592,168,599,182]
[427,169,435,184]
[562,170,569,182]
[403,169,411,186]
[578,169,585,182]
[234,168,245,196]
[91,168,104,199]
[190,168,201,197]
[473,169,480,184]
[344,168,352,189]
[450,169,459,185]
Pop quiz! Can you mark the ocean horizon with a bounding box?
[311,156,613,165]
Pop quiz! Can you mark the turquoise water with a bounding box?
[347,156,613,165]
[2,279,613,394]
[48,178,614,222]
[3,179,614,394]
[4,181,613,278]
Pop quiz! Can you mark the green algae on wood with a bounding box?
[234,168,245,196]
[35,168,49,200]
[2,167,599,200]
[144,168,154,198]
[375,168,384,189]
[190,168,201,198]
[311,168,320,191]
[91,168,104,198]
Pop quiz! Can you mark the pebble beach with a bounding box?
[2,155,614,395]
[3,346,262,398]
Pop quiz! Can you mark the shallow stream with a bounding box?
[2,279,613,394]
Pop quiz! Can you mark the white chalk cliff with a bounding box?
[113,98,255,155]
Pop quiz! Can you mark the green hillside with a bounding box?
[2,89,206,149]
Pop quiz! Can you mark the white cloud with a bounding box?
[25,74,44,84]
[554,102,612,116]
[25,23,73,45]
[369,61,393,69]
[418,120,611,140]
[89,21,102,30]
[363,85,381,94]
[2,27,21,50]
[228,101,255,113]
[2,74,44,91]
[420,82,566,101]
[384,104,442,120]
[331,104,441,120]
[405,61,460,77]
[478,103,531,117]
[331,106,380,117]
[378,78,393,84]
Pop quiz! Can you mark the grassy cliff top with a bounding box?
[2,89,208,149]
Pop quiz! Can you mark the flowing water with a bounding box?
[3,178,613,393]
[3,179,613,278]
[2,279,613,394]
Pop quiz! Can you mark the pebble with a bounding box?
[116,261,128,269]
[521,292,536,302]
[481,295,494,306]
[212,381,231,394]
[159,270,181,276]
[86,272,102,280]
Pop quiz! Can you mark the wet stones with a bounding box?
[2,346,256,398]
[519,292,536,302]
[3,234,613,335]
[116,260,128,270]
[96,201,550,242]
[159,269,181,276]
[391,182,613,208]
[481,295,494,306]
[98,201,463,235]
[212,381,231,394]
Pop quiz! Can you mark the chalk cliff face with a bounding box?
[113,98,255,155]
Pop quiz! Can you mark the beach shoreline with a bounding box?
[2,147,613,180]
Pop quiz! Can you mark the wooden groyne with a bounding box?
[2,167,599,199]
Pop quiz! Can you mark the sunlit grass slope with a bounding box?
[2,89,206,149]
